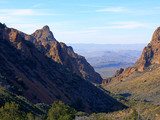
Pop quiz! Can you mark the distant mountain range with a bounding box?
[103,27,160,105]
[68,43,147,52]
[0,23,125,113]
[69,43,146,78]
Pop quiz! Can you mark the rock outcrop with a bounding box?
[103,27,160,84]
[20,26,102,84]
[134,27,160,71]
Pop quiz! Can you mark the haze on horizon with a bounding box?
[0,0,160,44]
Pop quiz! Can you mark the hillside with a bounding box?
[0,87,159,120]
[103,27,160,105]
[0,23,125,113]
[0,88,47,116]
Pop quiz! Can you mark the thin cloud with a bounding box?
[55,30,99,34]
[33,3,43,8]
[96,7,126,12]
[0,16,21,23]
[79,4,105,8]
[95,7,160,15]
[0,9,57,16]
[80,7,129,13]
[0,1,9,3]
[153,7,160,9]
[90,21,151,30]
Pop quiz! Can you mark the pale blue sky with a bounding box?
[0,0,160,44]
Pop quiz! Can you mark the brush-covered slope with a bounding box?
[103,27,160,104]
[20,26,102,84]
[0,23,125,113]
[0,88,46,116]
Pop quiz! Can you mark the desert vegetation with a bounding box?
[0,88,159,120]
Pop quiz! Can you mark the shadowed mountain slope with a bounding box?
[0,23,125,113]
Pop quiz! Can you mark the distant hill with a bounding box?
[103,27,160,105]
[68,43,146,53]
[69,44,145,78]
[0,23,125,113]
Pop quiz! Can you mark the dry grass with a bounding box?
[104,64,160,104]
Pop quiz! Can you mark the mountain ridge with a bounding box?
[20,25,102,84]
[0,23,125,113]
[102,27,160,104]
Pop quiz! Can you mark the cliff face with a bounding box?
[103,27,160,84]
[0,23,125,113]
[135,27,160,70]
[21,26,102,84]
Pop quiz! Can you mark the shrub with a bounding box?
[0,102,26,120]
[47,101,76,120]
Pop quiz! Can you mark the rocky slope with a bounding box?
[103,27,160,84]
[135,27,160,71]
[103,27,160,104]
[0,23,125,113]
[20,26,102,84]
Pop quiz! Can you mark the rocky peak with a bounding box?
[42,25,50,31]
[122,27,160,73]
[113,68,124,77]
[151,27,160,43]
[0,23,6,29]
[31,25,56,43]
[29,25,103,84]
[102,27,160,85]
[134,27,160,71]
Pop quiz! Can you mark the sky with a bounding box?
[0,0,160,44]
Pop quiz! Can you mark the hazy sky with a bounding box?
[0,0,160,44]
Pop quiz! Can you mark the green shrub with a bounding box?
[47,101,76,120]
[0,102,26,120]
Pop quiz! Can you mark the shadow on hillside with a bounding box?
[120,93,131,97]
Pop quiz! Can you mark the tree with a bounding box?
[0,102,26,120]
[47,101,76,120]
[27,113,35,120]
[129,109,139,120]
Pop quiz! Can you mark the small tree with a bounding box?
[47,101,76,120]
[129,109,139,120]
[0,102,26,120]
[27,113,35,120]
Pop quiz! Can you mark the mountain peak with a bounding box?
[42,25,50,31]
[103,26,160,85]
[31,25,57,42]
[0,23,6,29]
[151,26,160,43]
